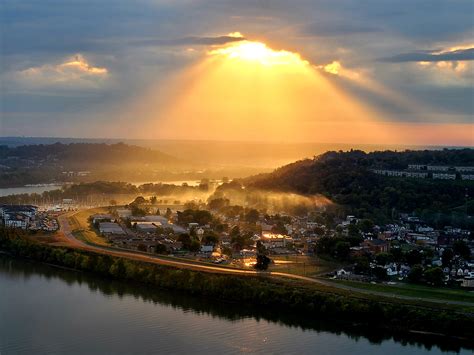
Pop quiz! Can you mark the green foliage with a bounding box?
[155,243,168,254]
[373,266,388,281]
[202,234,219,246]
[408,265,424,283]
[255,254,271,270]
[442,248,454,267]
[245,209,260,224]
[315,236,353,261]
[248,149,474,226]
[177,209,213,226]
[453,240,471,260]
[424,267,444,287]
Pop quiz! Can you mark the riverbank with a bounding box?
[1,229,473,344]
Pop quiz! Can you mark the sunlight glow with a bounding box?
[111,36,472,146]
[208,41,309,66]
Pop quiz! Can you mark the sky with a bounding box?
[0,0,473,146]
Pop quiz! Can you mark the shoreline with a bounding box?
[1,232,473,346]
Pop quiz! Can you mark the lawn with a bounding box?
[268,255,340,277]
[68,208,110,246]
[328,279,474,304]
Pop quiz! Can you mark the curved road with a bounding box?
[57,213,474,308]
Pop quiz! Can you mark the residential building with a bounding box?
[432,173,456,180]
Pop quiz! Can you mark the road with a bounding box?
[57,212,474,308]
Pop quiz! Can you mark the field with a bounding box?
[328,279,474,305]
[67,208,110,246]
[268,255,340,276]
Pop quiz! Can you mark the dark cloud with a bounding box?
[381,48,474,63]
[300,22,381,37]
[129,35,246,47]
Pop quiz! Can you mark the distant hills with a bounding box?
[245,149,474,226]
[1,136,468,168]
[0,142,176,169]
[0,143,183,187]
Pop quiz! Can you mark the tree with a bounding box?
[150,196,157,205]
[133,196,147,205]
[132,206,146,217]
[202,234,219,245]
[245,209,260,224]
[271,221,287,235]
[109,199,117,206]
[424,267,444,286]
[406,250,422,266]
[334,241,350,261]
[255,254,271,270]
[347,224,360,238]
[442,248,454,267]
[453,240,471,260]
[407,264,423,283]
[375,252,392,266]
[354,255,371,274]
[155,243,168,254]
[165,208,172,219]
[256,240,267,255]
[358,219,375,234]
[208,198,229,210]
[189,239,201,252]
[178,233,192,250]
[390,247,403,262]
[373,266,388,281]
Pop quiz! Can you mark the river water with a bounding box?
[0,255,470,354]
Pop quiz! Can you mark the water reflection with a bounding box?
[0,255,471,354]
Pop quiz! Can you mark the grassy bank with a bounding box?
[1,228,473,341]
[67,208,109,246]
[328,279,474,304]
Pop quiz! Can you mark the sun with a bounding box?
[208,40,309,67]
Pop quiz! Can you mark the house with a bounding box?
[0,205,38,229]
[455,166,474,172]
[117,209,132,218]
[432,173,456,180]
[0,204,37,219]
[135,222,161,233]
[91,214,114,224]
[99,222,125,235]
[427,165,450,171]
[337,269,351,276]
[362,239,390,254]
[200,245,214,253]
[4,212,30,229]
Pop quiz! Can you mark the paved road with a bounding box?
[57,213,474,308]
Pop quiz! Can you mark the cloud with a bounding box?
[15,54,108,88]
[300,22,381,37]
[381,47,474,62]
[129,34,246,47]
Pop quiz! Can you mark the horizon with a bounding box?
[0,135,472,149]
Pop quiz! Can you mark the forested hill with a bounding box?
[0,142,176,168]
[245,149,474,225]
[0,143,184,187]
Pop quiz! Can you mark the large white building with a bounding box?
[0,205,37,229]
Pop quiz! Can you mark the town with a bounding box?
[5,184,472,291]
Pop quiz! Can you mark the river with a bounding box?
[0,255,470,354]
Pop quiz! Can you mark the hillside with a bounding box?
[245,149,474,226]
[0,143,181,187]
